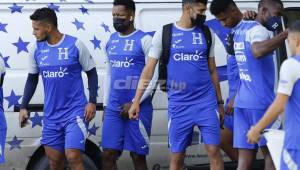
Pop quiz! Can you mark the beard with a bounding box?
[37,34,49,42]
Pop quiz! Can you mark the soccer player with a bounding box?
[19,8,98,170]
[129,0,225,169]
[205,11,257,161]
[0,53,6,164]
[210,0,287,169]
[206,19,239,161]
[247,20,300,170]
[101,0,156,169]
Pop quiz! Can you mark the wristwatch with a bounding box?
[217,100,224,105]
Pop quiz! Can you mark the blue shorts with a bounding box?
[0,111,6,164]
[224,114,234,132]
[101,108,152,155]
[41,116,88,153]
[168,104,220,153]
[234,108,269,149]
[224,96,235,132]
[281,148,300,170]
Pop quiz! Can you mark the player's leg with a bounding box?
[204,144,224,170]
[254,109,276,170]
[220,114,238,161]
[170,152,186,170]
[101,108,125,170]
[125,109,152,170]
[102,149,120,170]
[41,122,65,170]
[234,108,257,170]
[237,149,256,170]
[44,146,65,170]
[64,116,88,170]
[130,152,148,170]
[197,106,223,170]
[168,105,194,170]
[220,128,238,161]
[65,149,84,170]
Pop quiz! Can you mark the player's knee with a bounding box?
[206,145,221,158]
[130,152,145,161]
[48,159,64,169]
[170,153,185,163]
[102,149,119,162]
[65,150,82,165]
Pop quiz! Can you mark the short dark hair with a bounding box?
[30,8,57,27]
[258,0,283,9]
[182,0,208,7]
[289,20,300,33]
[210,0,237,16]
[113,0,136,12]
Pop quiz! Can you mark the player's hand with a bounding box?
[243,10,257,20]
[19,109,30,128]
[247,126,261,144]
[225,97,235,115]
[128,101,140,120]
[84,103,96,122]
[218,104,225,129]
[120,102,132,119]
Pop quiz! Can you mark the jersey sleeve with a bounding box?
[75,39,96,72]
[148,27,163,60]
[141,34,153,57]
[28,43,39,74]
[209,28,215,58]
[277,59,300,96]
[247,24,271,45]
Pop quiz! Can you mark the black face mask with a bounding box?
[264,11,283,32]
[265,16,282,31]
[191,14,206,27]
[113,18,130,33]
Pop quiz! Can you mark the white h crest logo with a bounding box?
[58,48,69,60]
[192,33,203,45]
[124,39,135,51]
[272,23,279,29]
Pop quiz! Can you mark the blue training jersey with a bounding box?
[277,55,300,149]
[105,30,153,112]
[166,24,216,106]
[232,20,275,109]
[28,34,96,123]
